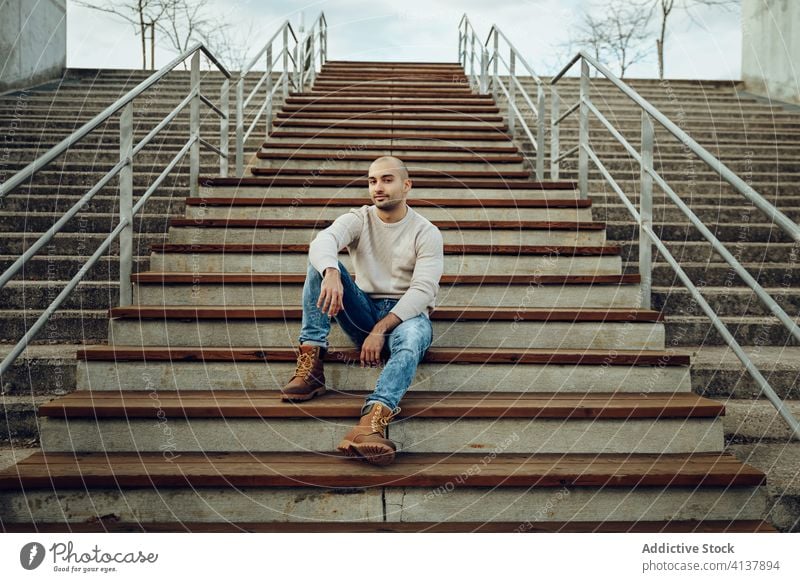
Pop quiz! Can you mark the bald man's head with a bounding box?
[369,156,409,181]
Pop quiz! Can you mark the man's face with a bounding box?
[367,161,411,211]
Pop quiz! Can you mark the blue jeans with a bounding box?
[298,260,433,412]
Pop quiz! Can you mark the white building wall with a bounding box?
[0,0,66,92]
[741,0,800,104]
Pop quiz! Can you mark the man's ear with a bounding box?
[403,178,412,192]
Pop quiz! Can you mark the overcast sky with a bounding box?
[66,0,743,79]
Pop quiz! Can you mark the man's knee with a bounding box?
[390,316,433,356]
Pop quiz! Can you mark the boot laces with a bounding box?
[370,405,401,433]
[293,351,314,379]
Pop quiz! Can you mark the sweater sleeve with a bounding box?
[308,208,365,276]
[389,225,444,322]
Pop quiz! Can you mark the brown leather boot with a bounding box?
[337,402,401,466]
[280,344,327,401]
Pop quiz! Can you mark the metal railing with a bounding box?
[233,12,327,177]
[0,13,326,378]
[458,16,546,179]
[0,43,231,378]
[549,50,800,439]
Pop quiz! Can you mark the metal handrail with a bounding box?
[0,44,229,199]
[552,50,800,243]
[0,43,231,379]
[458,17,546,180]
[234,12,327,177]
[457,15,484,93]
[550,50,800,439]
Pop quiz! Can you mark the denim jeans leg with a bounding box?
[364,312,433,411]
[333,263,381,348]
[297,261,331,348]
[298,260,378,350]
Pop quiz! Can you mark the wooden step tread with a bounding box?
[169,218,606,230]
[273,121,506,131]
[38,391,722,419]
[255,151,520,162]
[150,243,620,255]
[275,107,501,115]
[108,306,662,322]
[0,451,765,489]
[285,98,495,105]
[273,113,503,122]
[131,272,638,285]
[269,130,508,141]
[260,142,510,152]
[250,168,532,179]
[201,176,576,189]
[184,197,590,208]
[75,346,691,365]
[0,520,778,533]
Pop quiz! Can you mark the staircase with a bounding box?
[0,60,776,531]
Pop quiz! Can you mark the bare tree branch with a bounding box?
[633,0,738,78]
[571,1,653,78]
[73,0,177,69]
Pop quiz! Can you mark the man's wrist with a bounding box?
[323,267,339,277]
[372,313,402,334]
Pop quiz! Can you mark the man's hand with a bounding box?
[317,268,343,317]
[360,313,402,367]
[360,330,386,367]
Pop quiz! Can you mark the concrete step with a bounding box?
[9,185,800,208]
[148,243,624,276]
[198,184,578,200]
[73,346,692,393]
[726,442,800,532]
[182,196,595,222]
[692,346,800,400]
[0,232,166,255]
[6,277,799,318]
[6,306,790,348]
[36,391,725,455]
[618,241,799,263]
[0,450,767,524]
[6,255,796,288]
[106,306,665,350]
[723,399,800,443]
[664,315,800,347]
[166,219,608,247]
[130,272,641,309]
[251,158,528,172]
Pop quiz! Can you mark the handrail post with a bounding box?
[266,44,274,138]
[639,110,655,309]
[507,49,516,136]
[297,14,306,92]
[282,26,289,100]
[235,77,244,177]
[458,23,463,64]
[321,19,327,65]
[469,34,476,88]
[293,43,299,93]
[536,84,545,181]
[308,30,316,86]
[578,57,589,199]
[479,47,488,94]
[118,102,133,307]
[220,78,229,176]
[550,87,560,181]
[189,50,200,198]
[491,30,499,100]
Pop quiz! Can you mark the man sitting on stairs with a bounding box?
[281,156,444,466]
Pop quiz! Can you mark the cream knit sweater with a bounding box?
[308,204,444,321]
